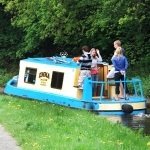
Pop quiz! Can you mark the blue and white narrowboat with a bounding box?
[4,56,147,115]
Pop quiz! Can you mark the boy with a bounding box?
[77,46,92,89]
[114,40,125,56]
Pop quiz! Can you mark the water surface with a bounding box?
[102,108,150,135]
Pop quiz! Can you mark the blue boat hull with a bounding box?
[4,79,147,115]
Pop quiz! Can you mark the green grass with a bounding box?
[0,95,150,150]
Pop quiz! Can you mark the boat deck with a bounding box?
[92,96,145,103]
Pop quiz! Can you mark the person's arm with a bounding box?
[78,54,84,63]
[96,49,102,61]
[107,68,115,78]
[120,57,128,74]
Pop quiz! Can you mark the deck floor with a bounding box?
[92,96,146,102]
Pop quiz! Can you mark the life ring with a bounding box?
[122,104,133,113]
[73,56,80,62]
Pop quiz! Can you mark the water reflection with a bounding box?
[102,108,150,135]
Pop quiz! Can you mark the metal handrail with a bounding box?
[85,77,144,101]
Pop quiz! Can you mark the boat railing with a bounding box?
[82,77,145,101]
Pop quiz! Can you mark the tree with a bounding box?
[0,0,150,65]
[0,4,24,68]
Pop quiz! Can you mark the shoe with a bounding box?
[78,86,83,89]
[125,97,129,100]
[119,97,124,99]
[115,98,119,101]
[112,97,119,101]
[73,85,83,89]
[73,86,79,88]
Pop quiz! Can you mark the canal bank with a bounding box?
[0,86,150,136]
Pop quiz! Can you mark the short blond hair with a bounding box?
[114,40,121,46]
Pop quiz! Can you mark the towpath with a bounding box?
[0,125,21,150]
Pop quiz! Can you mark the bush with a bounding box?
[127,61,150,98]
[0,67,18,87]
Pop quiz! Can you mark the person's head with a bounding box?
[90,48,96,58]
[114,47,123,57]
[82,45,89,53]
[90,48,96,55]
[114,40,121,49]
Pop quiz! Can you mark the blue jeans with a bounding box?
[91,74,98,93]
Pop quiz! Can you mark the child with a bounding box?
[77,46,92,89]
[90,48,102,96]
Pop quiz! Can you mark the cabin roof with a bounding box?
[20,57,109,68]
[21,57,81,69]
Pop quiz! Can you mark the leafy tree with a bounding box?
[0,4,23,68]
[118,0,150,65]
[0,0,150,65]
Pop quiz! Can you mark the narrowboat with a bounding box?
[4,56,147,115]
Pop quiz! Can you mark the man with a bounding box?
[114,40,125,56]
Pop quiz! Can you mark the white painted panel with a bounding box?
[98,102,146,111]
[17,60,80,98]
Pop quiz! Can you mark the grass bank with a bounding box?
[0,95,150,150]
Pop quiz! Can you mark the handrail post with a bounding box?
[132,78,139,97]
[124,74,126,99]
[133,81,138,97]
[82,77,92,101]
[99,83,104,101]
[138,81,144,98]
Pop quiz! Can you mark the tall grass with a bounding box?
[0,95,150,150]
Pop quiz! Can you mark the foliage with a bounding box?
[0,0,150,65]
[0,4,22,68]
[127,61,150,98]
[118,0,150,65]
[0,96,150,150]
[0,64,18,87]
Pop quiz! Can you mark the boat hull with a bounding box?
[4,79,147,115]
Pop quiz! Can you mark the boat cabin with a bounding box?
[16,57,114,100]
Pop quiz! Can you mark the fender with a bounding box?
[122,104,133,113]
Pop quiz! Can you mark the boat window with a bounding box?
[24,68,37,84]
[51,71,64,89]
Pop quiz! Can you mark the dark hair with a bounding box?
[82,46,89,52]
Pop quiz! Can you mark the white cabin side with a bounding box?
[17,60,82,99]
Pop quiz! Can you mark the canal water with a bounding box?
[102,107,150,135]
